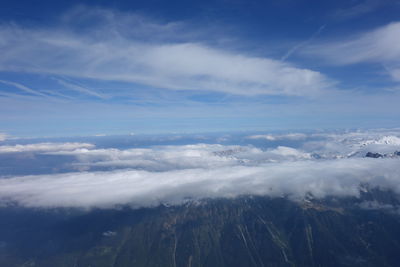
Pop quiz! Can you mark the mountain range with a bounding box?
[1,187,400,267]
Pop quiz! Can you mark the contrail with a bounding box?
[281,25,326,61]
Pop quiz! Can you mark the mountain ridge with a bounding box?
[1,188,400,266]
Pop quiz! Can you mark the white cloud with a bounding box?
[48,144,252,171]
[46,143,314,171]
[0,158,399,208]
[0,133,7,142]
[0,142,95,153]
[0,130,399,209]
[268,146,311,159]
[305,21,400,83]
[388,67,400,82]
[331,0,387,21]
[307,22,400,65]
[0,7,332,97]
[42,131,400,171]
[54,78,107,99]
[247,133,307,141]
[0,80,48,97]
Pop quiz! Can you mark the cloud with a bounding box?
[58,145,240,171]
[34,130,400,170]
[0,157,399,208]
[0,80,48,97]
[0,133,7,141]
[309,22,400,64]
[0,142,95,153]
[281,25,325,61]
[0,7,332,97]
[0,130,399,209]
[54,78,107,99]
[247,133,307,141]
[331,0,388,21]
[268,146,311,159]
[305,21,400,82]
[387,67,400,82]
[46,143,315,172]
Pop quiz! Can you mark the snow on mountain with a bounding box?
[358,135,400,146]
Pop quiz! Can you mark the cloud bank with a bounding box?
[0,158,399,209]
[46,144,312,172]
[0,130,400,209]
[0,142,94,153]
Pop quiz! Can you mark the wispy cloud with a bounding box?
[0,7,333,97]
[0,80,48,98]
[281,25,326,61]
[307,22,400,64]
[55,78,107,99]
[40,89,75,99]
[331,0,390,21]
[305,21,400,83]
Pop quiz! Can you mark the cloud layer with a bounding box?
[0,157,399,208]
[0,129,400,209]
[0,142,94,153]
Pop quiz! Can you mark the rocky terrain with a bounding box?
[1,188,400,267]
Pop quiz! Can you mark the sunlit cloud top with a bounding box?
[0,129,400,208]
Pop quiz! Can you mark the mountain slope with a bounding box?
[1,192,400,267]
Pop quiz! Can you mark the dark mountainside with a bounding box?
[365,151,400,158]
[1,189,400,267]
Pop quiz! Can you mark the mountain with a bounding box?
[365,151,400,158]
[1,188,400,267]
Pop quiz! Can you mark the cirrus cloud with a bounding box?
[0,7,332,97]
[305,21,400,83]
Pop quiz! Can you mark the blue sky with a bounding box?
[1,0,400,137]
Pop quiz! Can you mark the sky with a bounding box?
[1,0,400,137]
